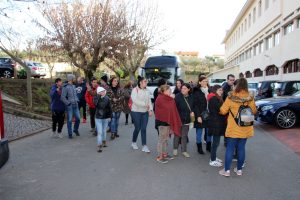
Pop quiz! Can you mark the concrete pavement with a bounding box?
[0,115,300,200]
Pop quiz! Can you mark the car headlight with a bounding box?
[261,105,273,111]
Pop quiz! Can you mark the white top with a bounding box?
[131,87,153,113]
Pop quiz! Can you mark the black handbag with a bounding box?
[200,110,210,121]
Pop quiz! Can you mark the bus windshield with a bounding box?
[145,68,176,86]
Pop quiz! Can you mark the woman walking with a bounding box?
[93,87,112,152]
[207,85,226,167]
[173,83,194,158]
[155,85,182,163]
[123,81,133,125]
[131,76,153,153]
[193,76,211,154]
[106,77,124,140]
[219,78,257,177]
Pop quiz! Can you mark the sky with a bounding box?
[155,0,247,57]
[0,0,247,57]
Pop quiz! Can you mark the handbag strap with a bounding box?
[183,96,192,112]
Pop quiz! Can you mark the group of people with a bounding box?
[50,73,257,177]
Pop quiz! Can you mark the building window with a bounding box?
[258,0,262,17]
[266,36,272,50]
[265,0,269,10]
[249,14,251,27]
[254,68,263,77]
[283,59,300,73]
[274,31,280,46]
[239,73,244,78]
[259,41,264,53]
[265,65,279,76]
[255,44,260,55]
[245,71,252,78]
[253,7,256,23]
[245,19,247,32]
[284,23,294,35]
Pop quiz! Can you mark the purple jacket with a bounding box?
[50,84,65,112]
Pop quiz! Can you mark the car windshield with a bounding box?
[33,62,44,67]
[293,91,300,97]
[274,82,283,90]
[248,83,258,89]
[145,68,175,86]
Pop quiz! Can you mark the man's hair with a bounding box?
[55,78,62,83]
[91,77,97,82]
[227,74,235,80]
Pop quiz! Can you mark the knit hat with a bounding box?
[67,74,75,81]
[100,75,108,83]
[97,87,106,94]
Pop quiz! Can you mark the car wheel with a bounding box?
[3,70,12,78]
[275,109,297,129]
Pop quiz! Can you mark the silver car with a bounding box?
[25,61,47,78]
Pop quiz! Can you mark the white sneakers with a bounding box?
[142,145,151,153]
[209,160,223,167]
[132,143,150,153]
[131,143,139,150]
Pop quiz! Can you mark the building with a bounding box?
[175,51,199,57]
[221,0,300,82]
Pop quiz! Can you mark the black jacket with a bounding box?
[175,93,194,125]
[207,96,226,136]
[193,87,209,128]
[93,95,112,119]
[222,82,232,101]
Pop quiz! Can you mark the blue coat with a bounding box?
[76,82,87,102]
[50,84,65,112]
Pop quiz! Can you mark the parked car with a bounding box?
[248,82,259,97]
[0,91,9,168]
[274,81,300,96]
[0,57,15,78]
[256,91,300,129]
[255,81,277,100]
[18,61,47,78]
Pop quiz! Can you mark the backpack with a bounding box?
[229,103,254,127]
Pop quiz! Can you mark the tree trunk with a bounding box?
[26,67,32,109]
[84,69,94,81]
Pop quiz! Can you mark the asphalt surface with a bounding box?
[0,115,300,200]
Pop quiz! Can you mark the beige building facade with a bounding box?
[222,0,300,82]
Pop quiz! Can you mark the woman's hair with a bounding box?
[158,78,166,87]
[160,85,170,94]
[176,79,184,87]
[198,76,209,88]
[109,76,120,88]
[124,81,133,89]
[211,84,223,102]
[181,83,192,94]
[137,76,146,88]
[234,78,248,93]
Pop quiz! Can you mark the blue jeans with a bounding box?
[66,104,80,135]
[225,138,247,171]
[110,112,121,134]
[196,128,211,143]
[210,135,221,161]
[95,118,109,145]
[131,111,149,146]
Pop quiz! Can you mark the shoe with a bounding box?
[103,141,107,147]
[142,145,150,153]
[209,160,223,167]
[131,143,138,150]
[68,135,73,139]
[74,131,80,136]
[173,149,178,156]
[216,158,223,163]
[115,133,120,138]
[57,133,63,139]
[51,131,57,138]
[125,122,128,125]
[163,154,174,160]
[234,167,243,176]
[111,133,115,140]
[182,152,190,158]
[90,128,95,132]
[106,128,111,133]
[206,142,211,153]
[82,119,87,123]
[156,157,168,164]
[219,169,230,177]
[97,145,103,153]
[197,143,204,154]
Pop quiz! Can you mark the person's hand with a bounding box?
[170,94,175,98]
[149,111,153,117]
[197,117,202,123]
[146,105,150,110]
[56,88,60,92]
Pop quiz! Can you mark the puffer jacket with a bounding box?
[220,90,257,138]
[93,95,112,119]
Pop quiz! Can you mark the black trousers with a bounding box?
[78,100,87,119]
[89,107,96,129]
[52,111,65,133]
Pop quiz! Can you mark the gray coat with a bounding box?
[61,83,79,106]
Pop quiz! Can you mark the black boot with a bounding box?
[206,142,211,153]
[197,143,204,154]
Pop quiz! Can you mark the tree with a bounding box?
[37,0,129,80]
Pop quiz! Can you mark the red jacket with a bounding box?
[85,85,99,108]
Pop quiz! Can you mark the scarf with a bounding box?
[201,87,209,99]
[155,94,182,136]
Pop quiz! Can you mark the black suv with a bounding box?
[0,57,15,78]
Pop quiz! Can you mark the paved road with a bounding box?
[1,115,300,200]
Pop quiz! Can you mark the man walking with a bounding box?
[85,77,99,136]
[50,78,65,138]
[76,77,87,123]
[61,74,81,139]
